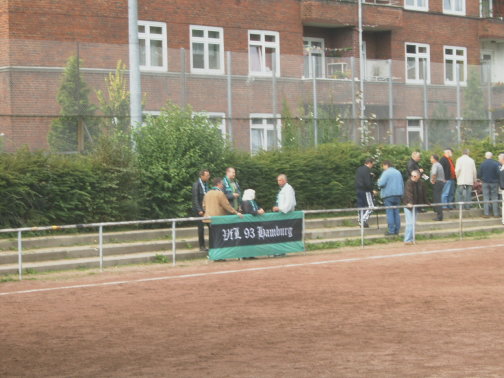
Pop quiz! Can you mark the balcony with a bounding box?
[301,0,403,29]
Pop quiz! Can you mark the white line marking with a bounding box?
[1,243,503,297]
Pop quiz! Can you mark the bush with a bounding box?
[134,103,229,219]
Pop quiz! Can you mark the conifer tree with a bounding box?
[48,56,97,152]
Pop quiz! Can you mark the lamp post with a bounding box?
[128,0,143,130]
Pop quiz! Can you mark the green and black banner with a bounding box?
[208,211,305,260]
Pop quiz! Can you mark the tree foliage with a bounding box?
[48,56,98,152]
[134,103,230,218]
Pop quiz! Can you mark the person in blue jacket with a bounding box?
[378,160,404,236]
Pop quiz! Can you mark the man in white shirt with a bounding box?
[273,174,296,213]
[455,149,477,210]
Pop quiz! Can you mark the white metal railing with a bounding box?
[0,200,502,280]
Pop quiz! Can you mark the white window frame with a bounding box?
[303,37,325,78]
[138,21,168,72]
[248,30,281,77]
[190,25,225,75]
[194,112,227,137]
[443,0,465,15]
[405,42,430,84]
[249,114,281,154]
[480,0,493,17]
[406,117,424,147]
[404,0,428,11]
[444,46,467,85]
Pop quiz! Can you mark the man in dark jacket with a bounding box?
[403,170,428,244]
[406,151,424,177]
[440,148,456,209]
[192,169,210,252]
[223,167,241,211]
[479,151,501,217]
[355,158,375,228]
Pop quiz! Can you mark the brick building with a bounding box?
[0,0,503,151]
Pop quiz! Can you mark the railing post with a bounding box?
[226,51,233,143]
[360,209,365,248]
[458,202,463,240]
[99,225,104,272]
[17,230,23,281]
[172,221,177,266]
[312,54,318,146]
[412,205,416,244]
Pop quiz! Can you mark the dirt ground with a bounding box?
[1,238,504,377]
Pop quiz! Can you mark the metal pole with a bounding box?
[272,52,278,148]
[351,57,357,143]
[181,48,187,107]
[423,63,429,150]
[17,230,23,281]
[312,55,318,146]
[172,221,177,266]
[226,51,233,143]
[412,206,416,244]
[388,59,394,144]
[99,225,104,272]
[128,0,143,130]
[456,65,462,146]
[358,0,365,138]
[488,80,494,144]
[360,211,365,248]
[458,203,463,240]
[302,212,307,256]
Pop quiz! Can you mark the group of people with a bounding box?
[191,167,296,252]
[356,149,504,245]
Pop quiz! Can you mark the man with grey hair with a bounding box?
[273,174,296,213]
[498,152,504,225]
[455,149,477,210]
[478,151,500,218]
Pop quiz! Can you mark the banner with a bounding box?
[208,211,305,260]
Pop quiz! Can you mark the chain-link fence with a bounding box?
[1,39,503,153]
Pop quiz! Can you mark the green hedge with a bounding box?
[1,133,502,228]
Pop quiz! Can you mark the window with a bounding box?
[443,0,465,15]
[195,112,226,136]
[404,0,428,11]
[407,118,424,147]
[480,51,493,83]
[190,26,224,74]
[480,0,493,17]
[250,114,281,153]
[248,30,280,76]
[303,38,325,78]
[138,21,167,71]
[405,43,430,84]
[444,46,467,85]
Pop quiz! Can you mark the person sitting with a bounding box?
[241,189,265,216]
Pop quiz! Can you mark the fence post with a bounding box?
[456,65,462,146]
[17,230,23,281]
[423,63,429,150]
[351,56,357,143]
[272,52,279,148]
[99,225,104,272]
[388,59,394,144]
[360,210,365,248]
[412,206,416,244]
[172,221,177,266]
[312,54,318,146]
[226,51,233,143]
[458,202,463,240]
[180,48,187,107]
